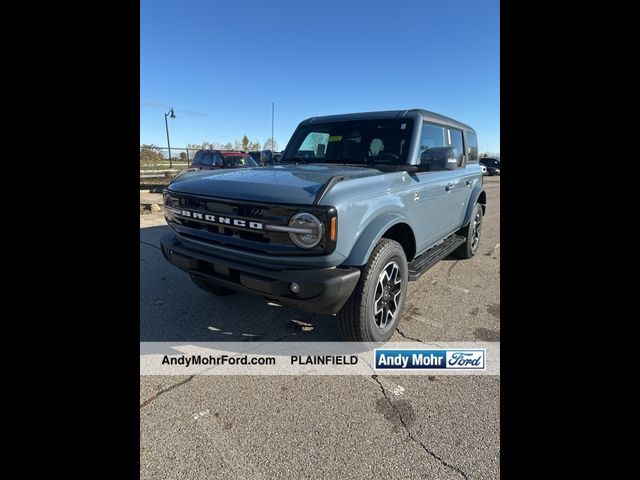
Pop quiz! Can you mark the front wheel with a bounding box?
[337,238,408,342]
[455,202,483,259]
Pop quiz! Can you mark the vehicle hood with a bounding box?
[167,164,384,204]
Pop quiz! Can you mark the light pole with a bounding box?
[164,107,176,168]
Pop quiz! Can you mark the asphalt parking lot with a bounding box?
[140,176,500,479]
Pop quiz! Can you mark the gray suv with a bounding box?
[161,109,485,342]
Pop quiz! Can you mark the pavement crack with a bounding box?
[140,240,160,250]
[371,374,470,480]
[396,326,425,343]
[140,376,195,409]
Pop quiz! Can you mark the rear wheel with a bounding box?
[338,239,408,342]
[190,274,235,296]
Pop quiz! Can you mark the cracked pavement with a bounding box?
[140,176,500,479]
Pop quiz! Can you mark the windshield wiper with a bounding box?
[338,163,371,167]
[316,159,372,167]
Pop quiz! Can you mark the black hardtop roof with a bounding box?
[299,109,475,133]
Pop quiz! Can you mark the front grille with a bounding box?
[163,191,336,255]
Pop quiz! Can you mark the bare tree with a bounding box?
[263,138,279,151]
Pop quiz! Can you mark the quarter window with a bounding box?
[466,131,478,162]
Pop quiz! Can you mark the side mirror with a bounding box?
[444,147,458,170]
[420,146,459,171]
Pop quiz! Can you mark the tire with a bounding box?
[190,274,235,296]
[455,202,483,259]
[337,238,408,342]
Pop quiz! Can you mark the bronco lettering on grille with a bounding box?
[177,209,264,230]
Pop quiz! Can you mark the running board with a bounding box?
[408,235,465,281]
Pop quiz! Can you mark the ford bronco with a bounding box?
[160,109,485,342]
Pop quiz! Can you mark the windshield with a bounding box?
[282,119,414,165]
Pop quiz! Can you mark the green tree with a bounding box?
[242,135,250,151]
[140,144,164,168]
[179,152,188,164]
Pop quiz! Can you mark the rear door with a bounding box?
[447,128,476,228]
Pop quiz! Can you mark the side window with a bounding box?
[448,129,465,167]
[212,154,223,166]
[466,131,478,162]
[419,123,447,171]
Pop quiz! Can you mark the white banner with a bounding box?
[140,342,500,375]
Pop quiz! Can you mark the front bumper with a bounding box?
[160,232,361,315]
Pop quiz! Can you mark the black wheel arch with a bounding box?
[381,222,417,262]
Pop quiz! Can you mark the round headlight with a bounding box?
[288,212,323,249]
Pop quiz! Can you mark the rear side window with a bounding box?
[466,131,478,162]
[448,129,465,167]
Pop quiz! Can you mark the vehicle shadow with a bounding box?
[140,225,344,344]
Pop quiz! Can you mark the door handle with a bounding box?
[466,180,472,186]
[446,183,453,192]
[414,191,420,201]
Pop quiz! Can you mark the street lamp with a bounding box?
[164,107,176,168]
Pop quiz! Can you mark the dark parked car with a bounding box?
[480,157,500,176]
[191,150,259,170]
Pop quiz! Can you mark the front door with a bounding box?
[407,170,459,253]
[407,122,462,254]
